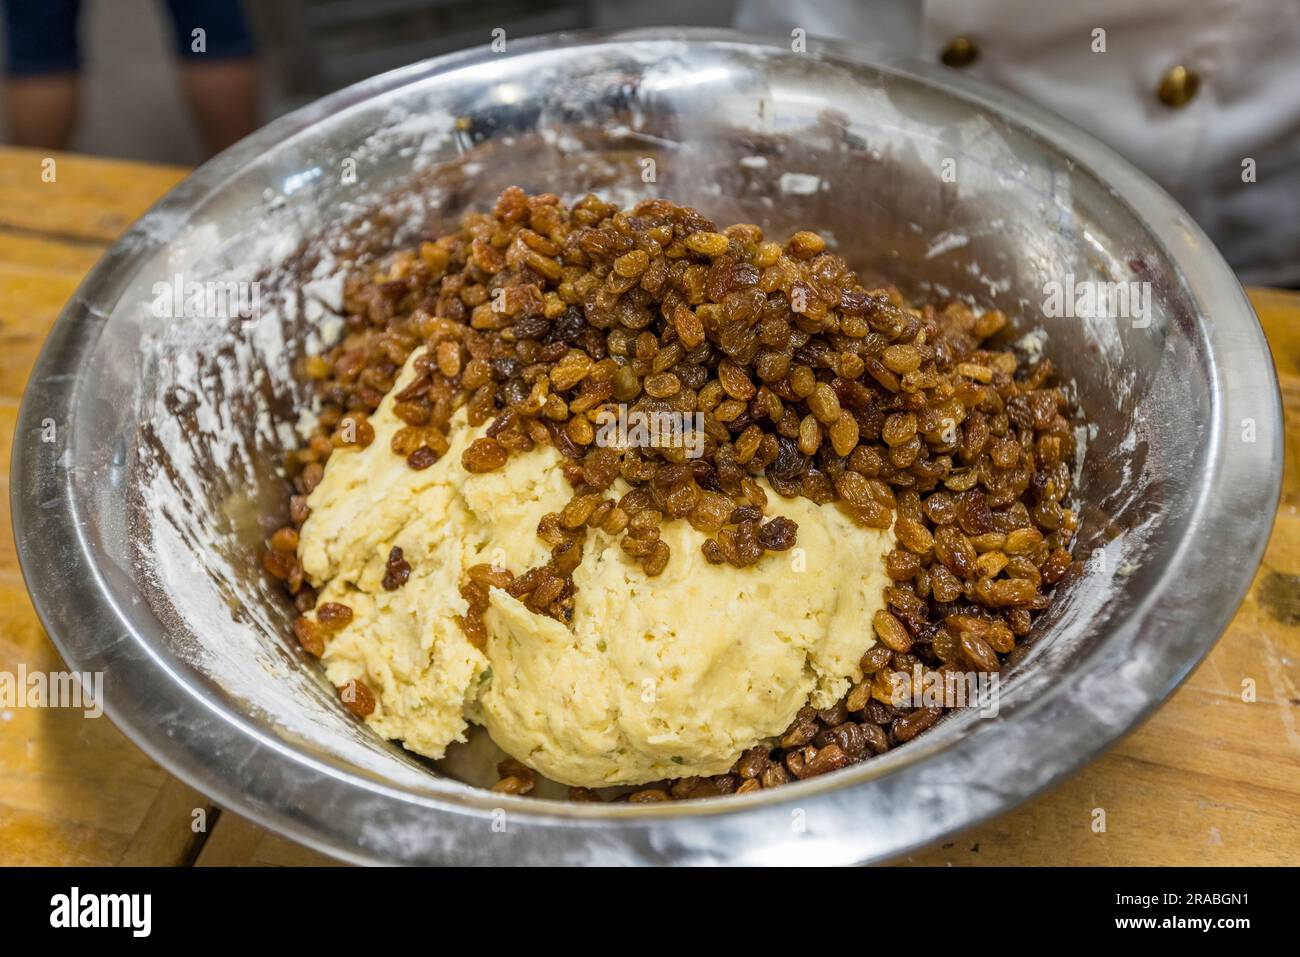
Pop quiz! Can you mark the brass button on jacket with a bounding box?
[1157,65,1201,107]
[940,36,979,68]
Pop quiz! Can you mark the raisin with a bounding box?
[757,516,798,551]
[339,678,376,717]
[382,546,411,590]
[462,436,508,472]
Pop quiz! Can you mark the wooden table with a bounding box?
[1,147,1296,866]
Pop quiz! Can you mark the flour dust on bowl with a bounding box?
[11,29,1282,865]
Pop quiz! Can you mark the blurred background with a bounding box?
[0,0,737,165]
[1,0,1296,283]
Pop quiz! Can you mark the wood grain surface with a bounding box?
[0,147,1296,866]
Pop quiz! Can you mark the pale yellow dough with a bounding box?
[299,348,895,787]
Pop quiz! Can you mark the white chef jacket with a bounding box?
[737,0,1300,286]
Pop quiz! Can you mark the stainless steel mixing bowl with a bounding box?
[11,28,1282,865]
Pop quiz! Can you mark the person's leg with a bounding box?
[163,0,258,154]
[2,0,83,150]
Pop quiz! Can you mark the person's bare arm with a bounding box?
[179,57,258,155]
[4,73,79,150]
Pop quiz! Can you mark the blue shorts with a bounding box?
[2,0,255,77]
